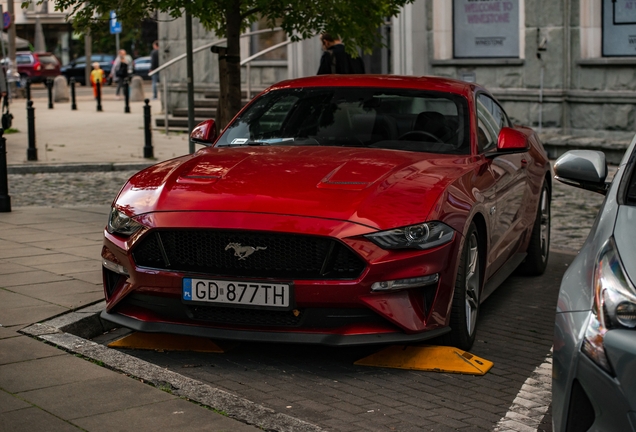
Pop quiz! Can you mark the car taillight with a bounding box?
[35,63,41,71]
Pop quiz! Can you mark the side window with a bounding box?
[476,99,499,153]
[477,94,507,131]
[16,54,32,65]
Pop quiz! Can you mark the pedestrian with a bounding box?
[89,62,105,99]
[150,40,160,100]
[317,33,365,75]
[110,49,132,100]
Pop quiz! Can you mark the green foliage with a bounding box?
[50,0,414,55]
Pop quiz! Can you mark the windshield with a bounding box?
[216,87,470,154]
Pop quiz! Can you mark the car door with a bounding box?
[477,94,529,276]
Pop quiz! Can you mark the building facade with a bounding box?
[159,0,636,133]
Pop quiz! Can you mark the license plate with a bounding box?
[183,278,291,308]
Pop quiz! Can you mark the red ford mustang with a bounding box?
[101,75,551,350]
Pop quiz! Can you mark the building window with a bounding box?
[603,0,636,56]
[453,0,520,58]
[250,17,287,61]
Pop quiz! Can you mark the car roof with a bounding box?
[267,75,481,99]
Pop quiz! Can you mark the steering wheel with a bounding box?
[397,130,444,143]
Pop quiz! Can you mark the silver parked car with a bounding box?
[553,140,636,431]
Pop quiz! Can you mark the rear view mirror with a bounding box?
[496,127,529,153]
[190,119,217,146]
[554,150,609,195]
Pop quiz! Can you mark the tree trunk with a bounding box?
[218,1,242,129]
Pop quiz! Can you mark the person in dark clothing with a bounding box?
[317,33,365,75]
[150,41,159,99]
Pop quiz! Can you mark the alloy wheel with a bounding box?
[539,188,550,262]
[465,232,480,336]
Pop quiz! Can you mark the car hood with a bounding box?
[115,146,470,230]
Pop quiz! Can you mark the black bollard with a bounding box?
[0,128,11,212]
[27,101,37,161]
[96,80,102,112]
[124,78,130,113]
[70,78,77,110]
[143,99,153,158]
[46,78,53,109]
[25,78,31,103]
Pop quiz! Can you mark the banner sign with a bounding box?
[603,0,636,55]
[453,0,520,58]
[612,0,636,25]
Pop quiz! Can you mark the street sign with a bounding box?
[3,12,10,31]
[109,10,122,35]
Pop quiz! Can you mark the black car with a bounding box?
[61,54,115,85]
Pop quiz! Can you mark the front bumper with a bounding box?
[102,211,462,345]
[554,311,636,432]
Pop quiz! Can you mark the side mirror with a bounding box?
[190,119,217,146]
[554,150,609,195]
[496,127,529,153]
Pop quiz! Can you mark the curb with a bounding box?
[20,302,325,432]
[7,162,156,175]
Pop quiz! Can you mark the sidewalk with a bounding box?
[0,92,262,431]
[5,87,190,171]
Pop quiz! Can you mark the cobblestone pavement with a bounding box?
[8,165,611,252]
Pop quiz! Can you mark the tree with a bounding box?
[51,0,415,127]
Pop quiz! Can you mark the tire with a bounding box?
[517,182,550,276]
[445,222,482,351]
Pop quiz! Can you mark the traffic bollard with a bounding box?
[46,78,53,109]
[96,80,102,112]
[143,99,153,158]
[0,128,11,212]
[70,78,77,110]
[124,78,130,113]
[27,100,37,161]
[25,78,31,103]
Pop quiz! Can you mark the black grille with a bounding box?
[188,305,304,327]
[132,230,366,279]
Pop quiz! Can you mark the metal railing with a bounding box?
[149,28,291,134]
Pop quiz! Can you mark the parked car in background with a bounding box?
[133,56,151,80]
[100,75,552,350]
[16,51,60,87]
[61,54,115,85]
[553,142,636,431]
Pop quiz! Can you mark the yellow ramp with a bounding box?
[108,332,225,353]
[354,345,493,375]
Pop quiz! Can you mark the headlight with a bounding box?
[364,221,455,250]
[107,206,143,236]
[582,237,636,374]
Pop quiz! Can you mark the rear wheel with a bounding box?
[517,182,550,276]
[446,222,481,351]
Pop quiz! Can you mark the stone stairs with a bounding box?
[155,89,253,131]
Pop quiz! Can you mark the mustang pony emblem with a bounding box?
[225,243,267,260]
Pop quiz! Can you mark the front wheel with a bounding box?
[517,182,550,276]
[445,222,481,351]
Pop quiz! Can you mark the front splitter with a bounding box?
[100,310,451,346]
